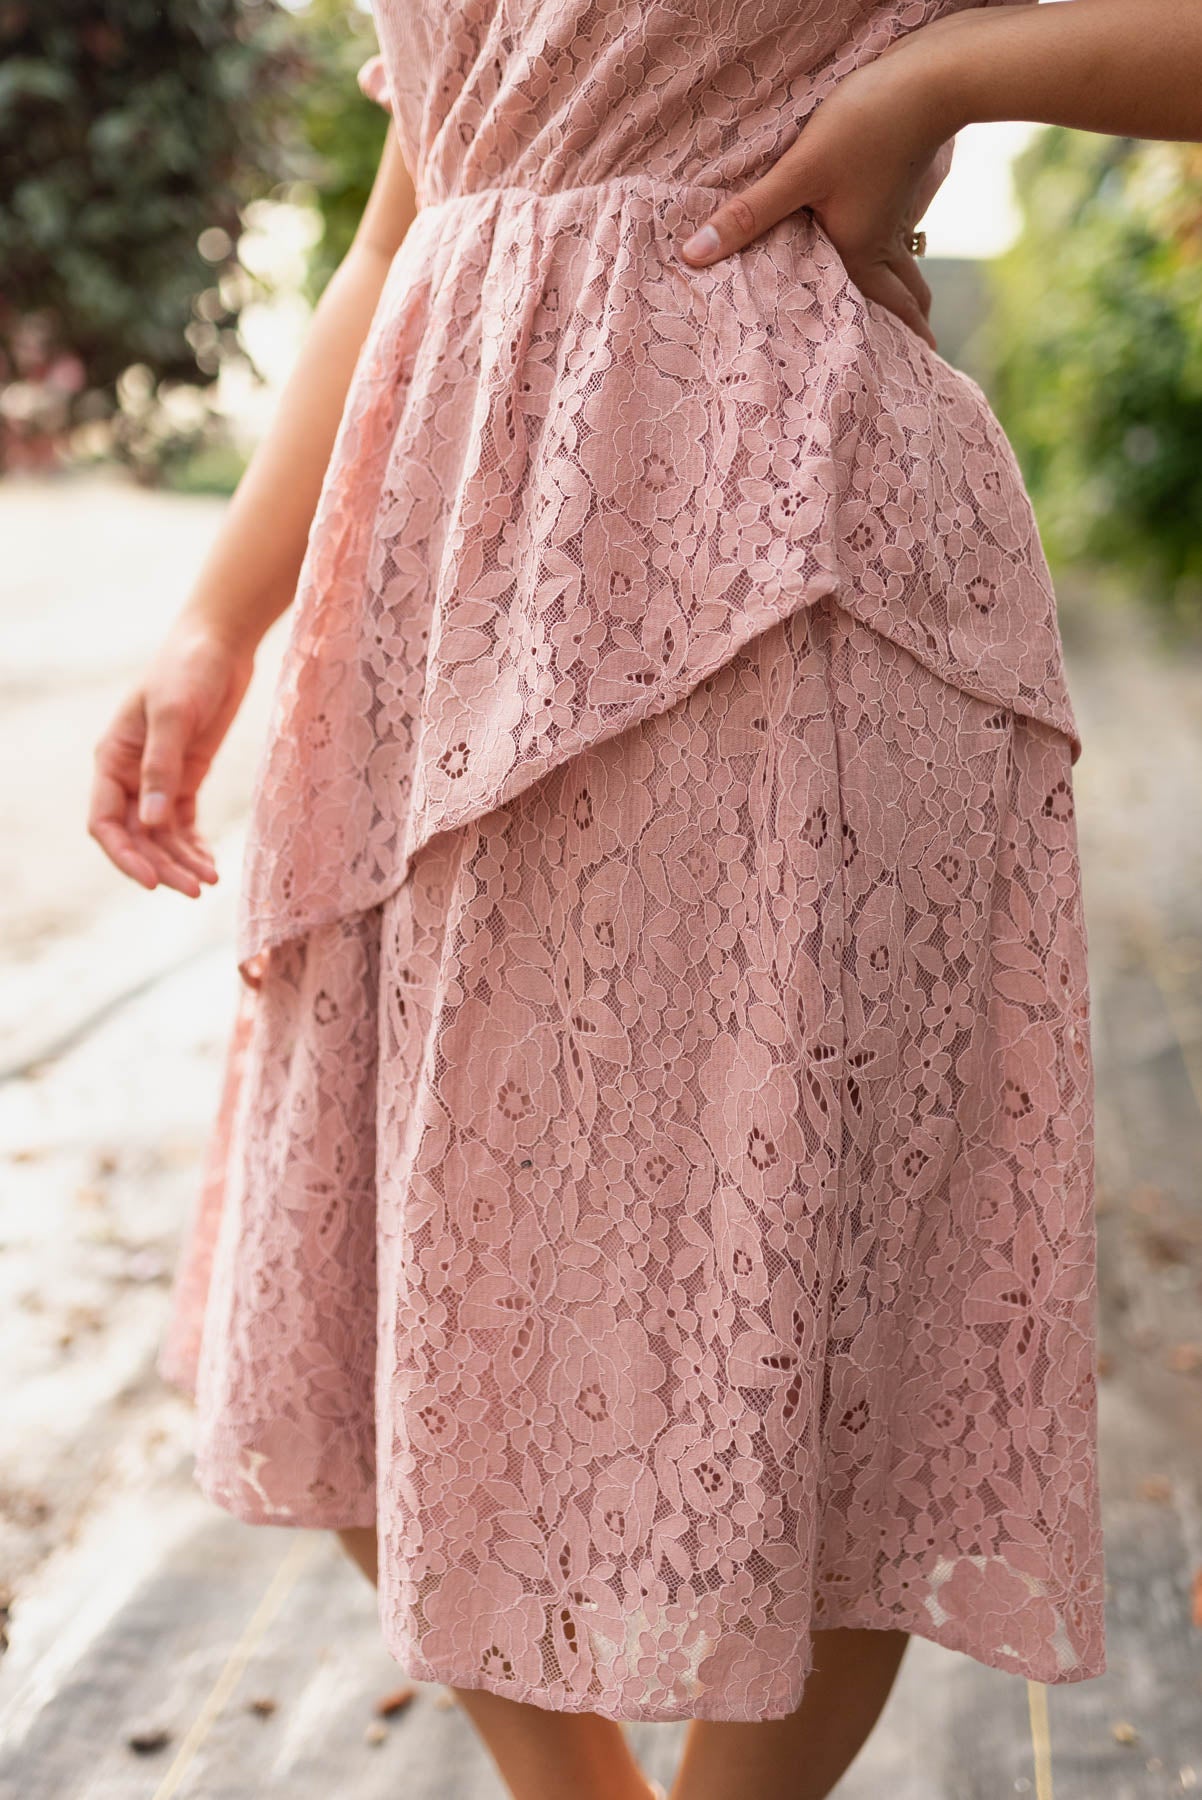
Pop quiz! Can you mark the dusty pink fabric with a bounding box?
[158,0,1106,1723]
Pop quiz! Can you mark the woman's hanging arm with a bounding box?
[87,130,418,889]
[179,129,419,658]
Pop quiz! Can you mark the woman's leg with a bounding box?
[668,1627,910,1800]
[336,1528,658,1800]
[338,1523,379,1585]
[448,1687,659,1800]
[339,1529,904,1800]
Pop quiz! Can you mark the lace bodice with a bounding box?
[367,0,1009,209]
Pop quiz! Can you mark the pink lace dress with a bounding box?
[158,0,1106,1723]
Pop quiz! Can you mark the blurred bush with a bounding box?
[287,0,388,301]
[0,0,381,482]
[984,131,1202,626]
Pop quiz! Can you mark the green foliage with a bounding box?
[0,0,308,474]
[162,437,250,496]
[0,0,391,474]
[982,130,1202,624]
[286,0,389,300]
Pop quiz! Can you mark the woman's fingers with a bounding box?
[88,766,159,888]
[120,797,207,896]
[88,787,206,896]
[139,842,206,897]
[677,167,939,352]
[156,825,219,884]
[853,257,938,350]
[680,169,939,352]
[89,718,215,896]
[89,821,159,889]
[890,242,934,324]
[88,628,246,896]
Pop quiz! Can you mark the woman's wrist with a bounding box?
[172,589,275,665]
[172,492,309,662]
[889,7,1002,142]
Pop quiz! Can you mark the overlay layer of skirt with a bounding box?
[230,177,1082,991]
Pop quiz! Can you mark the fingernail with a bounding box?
[140,791,167,825]
[680,222,720,262]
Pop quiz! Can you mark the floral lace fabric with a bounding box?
[158,0,1106,1723]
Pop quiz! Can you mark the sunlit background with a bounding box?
[927,120,1039,255]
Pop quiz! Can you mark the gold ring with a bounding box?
[908,230,927,258]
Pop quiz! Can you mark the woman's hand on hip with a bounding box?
[87,617,254,895]
[677,26,960,350]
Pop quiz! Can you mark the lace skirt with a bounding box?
[158,596,1106,1723]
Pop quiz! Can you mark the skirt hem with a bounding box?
[170,1419,1110,1724]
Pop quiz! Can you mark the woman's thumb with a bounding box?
[679,138,820,266]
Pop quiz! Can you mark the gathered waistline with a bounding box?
[416,170,737,214]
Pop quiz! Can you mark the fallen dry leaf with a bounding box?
[1111,1721,1140,1746]
[365,1721,389,1747]
[0,1489,50,1530]
[247,1695,277,1717]
[1138,1226,1191,1268]
[1138,1475,1174,1503]
[1191,1567,1202,1630]
[126,1725,172,1755]
[374,1683,417,1717]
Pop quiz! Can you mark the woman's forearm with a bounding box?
[180,242,396,654]
[179,132,419,657]
[924,0,1202,141]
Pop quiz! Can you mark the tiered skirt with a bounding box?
[159,595,1106,1723]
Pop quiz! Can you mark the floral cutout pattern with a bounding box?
[161,601,1105,1721]
[234,0,1076,991]
[158,0,1106,1725]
